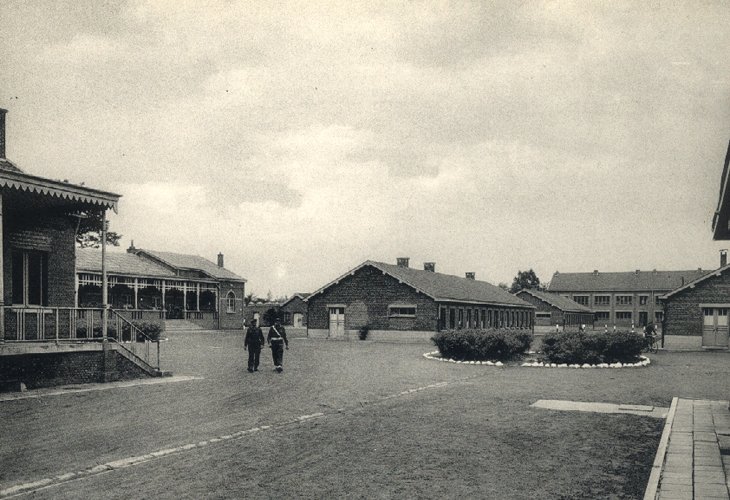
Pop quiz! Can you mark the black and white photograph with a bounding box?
[1,1,729,498]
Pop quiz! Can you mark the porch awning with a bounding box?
[0,169,120,212]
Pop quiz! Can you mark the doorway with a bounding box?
[702,307,729,348]
[329,307,345,338]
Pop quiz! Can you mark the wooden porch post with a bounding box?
[183,282,187,316]
[196,283,200,311]
[101,210,108,341]
[161,280,166,313]
[134,277,139,309]
[0,192,4,342]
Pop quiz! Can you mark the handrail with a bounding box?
[107,338,158,373]
[109,308,160,370]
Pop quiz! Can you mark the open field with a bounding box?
[2,331,729,499]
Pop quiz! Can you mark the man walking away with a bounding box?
[268,320,288,372]
[244,319,265,373]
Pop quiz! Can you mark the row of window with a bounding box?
[570,294,663,307]
[594,311,664,322]
[438,306,532,330]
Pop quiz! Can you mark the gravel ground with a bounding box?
[2,331,729,499]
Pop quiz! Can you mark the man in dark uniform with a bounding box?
[267,320,288,372]
[244,319,265,373]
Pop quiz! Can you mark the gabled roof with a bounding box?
[516,289,593,313]
[0,158,23,173]
[281,293,310,307]
[309,260,534,308]
[133,249,246,282]
[660,266,722,299]
[76,249,176,278]
[712,140,730,240]
[548,269,708,293]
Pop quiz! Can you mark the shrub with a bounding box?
[431,329,533,362]
[91,325,118,340]
[541,330,643,365]
[132,321,162,341]
[358,325,371,341]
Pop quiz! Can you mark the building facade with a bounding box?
[0,108,163,389]
[307,258,535,342]
[515,289,594,329]
[77,246,247,330]
[280,293,309,328]
[548,269,707,328]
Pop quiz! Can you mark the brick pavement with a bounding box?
[654,398,730,499]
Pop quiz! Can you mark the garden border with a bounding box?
[423,351,651,368]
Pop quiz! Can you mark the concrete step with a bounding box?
[164,320,206,331]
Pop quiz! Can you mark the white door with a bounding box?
[702,307,729,348]
[293,313,303,328]
[329,307,345,338]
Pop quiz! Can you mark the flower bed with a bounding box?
[423,351,651,368]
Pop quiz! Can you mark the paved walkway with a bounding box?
[651,398,730,499]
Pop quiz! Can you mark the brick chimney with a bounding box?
[397,257,409,268]
[593,270,598,276]
[217,252,224,268]
[722,249,728,268]
[465,272,475,280]
[424,262,435,272]
[0,108,6,159]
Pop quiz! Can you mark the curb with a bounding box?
[643,396,678,500]
[423,351,651,368]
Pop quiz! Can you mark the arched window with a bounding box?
[226,291,236,313]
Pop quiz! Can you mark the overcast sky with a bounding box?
[1,1,728,297]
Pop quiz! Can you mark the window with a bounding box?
[458,309,464,328]
[594,295,610,306]
[226,291,236,313]
[655,311,664,322]
[536,312,551,319]
[12,250,48,306]
[639,295,648,306]
[480,309,486,329]
[389,306,416,317]
[655,296,662,306]
[616,295,633,306]
[595,311,610,321]
[572,295,589,306]
[466,309,472,328]
[616,311,632,320]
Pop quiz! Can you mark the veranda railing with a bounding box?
[2,306,161,370]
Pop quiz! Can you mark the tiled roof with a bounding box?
[548,269,709,293]
[516,289,593,313]
[76,248,176,277]
[661,265,728,299]
[311,260,533,308]
[137,249,246,281]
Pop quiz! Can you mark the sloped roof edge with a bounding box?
[660,267,724,300]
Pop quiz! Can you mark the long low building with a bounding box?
[306,258,535,342]
[76,245,247,330]
[515,289,594,329]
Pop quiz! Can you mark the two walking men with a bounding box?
[244,319,289,373]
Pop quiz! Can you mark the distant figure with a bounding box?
[244,319,265,373]
[604,324,608,333]
[555,324,560,333]
[268,320,289,373]
[579,324,586,333]
[644,322,657,338]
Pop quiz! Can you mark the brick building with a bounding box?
[77,245,247,330]
[547,269,706,328]
[306,258,535,342]
[515,289,594,330]
[0,108,162,389]
[658,141,730,350]
[280,293,309,328]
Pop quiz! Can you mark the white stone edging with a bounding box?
[423,351,651,368]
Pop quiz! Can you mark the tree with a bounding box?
[244,293,256,306]
[75,210,122,248]
[509,269,543,293]
[263,307,282,326]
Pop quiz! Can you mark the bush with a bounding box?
[358,325,371,341]
[431,329,533,362]
[541,330,643,365]
[132,322,162,341]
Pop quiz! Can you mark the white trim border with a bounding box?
[423,351,651,368]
